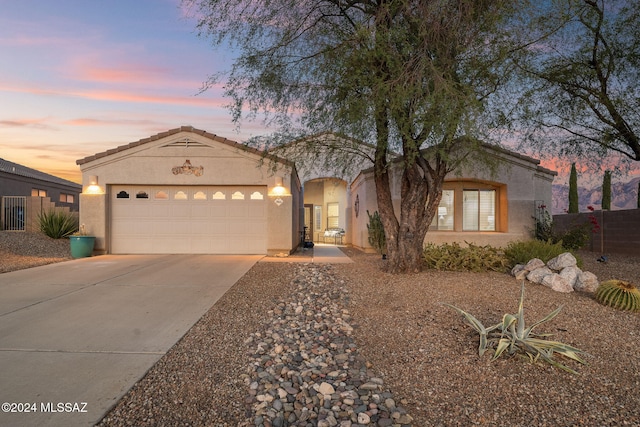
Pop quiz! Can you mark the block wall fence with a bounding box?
[553,209,640,256]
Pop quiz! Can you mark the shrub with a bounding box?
[366,210,386,255]
[594,280,640,312]
[38,210,78,239]
[533,205,590,251]
[504,239,582,269]
[555,224,591,251]
[423,242,508,273]
[444,282,587,374]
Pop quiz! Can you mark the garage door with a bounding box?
[110,185,267,254]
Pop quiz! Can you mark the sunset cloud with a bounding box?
[0,118,55,130]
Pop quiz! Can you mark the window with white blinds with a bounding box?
[463,190,495,231]
[327,202,339,229]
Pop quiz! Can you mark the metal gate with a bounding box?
[1,196,26,231]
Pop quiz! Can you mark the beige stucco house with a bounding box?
[76,127,555,256]
[76,126,301,256]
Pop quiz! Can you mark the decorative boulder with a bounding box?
[542,273,574,293]
[559,266,582,288]
[511,264,528,281]
[527,266,554,284]
[575,271,599,293]
[524,258,545,272]
[547,253,577,271]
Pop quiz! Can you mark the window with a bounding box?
[327,202,339,229]
[154,190,169,200]
[116,191,130,199]
[212,191,225,200]
[136,191,149,199]
[430,190,454,231]
[31,189,47,197]
[59,193,74,203]
[314,206,322,232]
[250,191,264,200]
[231,191,245,200]
[194,191,207,200]
[463,190,495,231]
[174,191,188,200]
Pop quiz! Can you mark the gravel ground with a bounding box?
[2,233,639,426]
[0,231,71,273]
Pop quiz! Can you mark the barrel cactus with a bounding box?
[594,280,640,312]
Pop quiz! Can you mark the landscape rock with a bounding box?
[559,266,582,288]
[542,273,574,293]
[575,271,600,293]
[527,266,554,284]
[511,264,528,280]
[547,253,578,271]
[524,258,545,272]
[242,264,412,426]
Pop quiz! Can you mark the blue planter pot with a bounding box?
[70,236,95,258]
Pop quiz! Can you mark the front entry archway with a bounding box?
[303,177,348,244]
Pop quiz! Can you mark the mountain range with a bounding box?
[551,177,640,214]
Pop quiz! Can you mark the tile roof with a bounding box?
[0,158,81,188]
[76,125,294,167]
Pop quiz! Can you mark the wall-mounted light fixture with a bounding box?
[85,175,104,195]
[270,176,288,197]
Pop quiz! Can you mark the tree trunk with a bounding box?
[373,155,444,274]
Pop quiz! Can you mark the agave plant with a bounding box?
[444,282,587,374]
[38,210,78,239]
[595,280,640,312]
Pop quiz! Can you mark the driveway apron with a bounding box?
[0,254,260,427]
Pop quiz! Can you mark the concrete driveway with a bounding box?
[0,254,260,427]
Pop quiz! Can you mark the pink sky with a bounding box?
[0,0,270,183]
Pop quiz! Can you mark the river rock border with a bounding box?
[239,264,413,427]
[511,253,599,293]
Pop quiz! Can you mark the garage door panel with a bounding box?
[228,205,249,218]
[111,185,267,254]
[209,205,228,217]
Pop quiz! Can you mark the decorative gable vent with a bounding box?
[162,138,209,148]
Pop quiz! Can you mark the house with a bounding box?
[75,126,301,255]
[0,157,81,231]
[76,127,555,255]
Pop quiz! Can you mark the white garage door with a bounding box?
[110,185,267,254]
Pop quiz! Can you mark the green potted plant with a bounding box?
[69,224,95,258]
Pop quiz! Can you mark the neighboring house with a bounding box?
[76,126,301,255]
[0,157,81,231]
[75,127,555,255]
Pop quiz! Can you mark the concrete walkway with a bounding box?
[259,244,353,264]
[0,254,260,427]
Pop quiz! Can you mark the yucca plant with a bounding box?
[595,280,640,312]
[444,282,587,374]
[38,210,78,239]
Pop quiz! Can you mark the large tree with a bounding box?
[187,0,524,273]
[512,0,640,164]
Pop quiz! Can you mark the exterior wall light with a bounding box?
[85,175,104,195]
[270,176,288,197]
